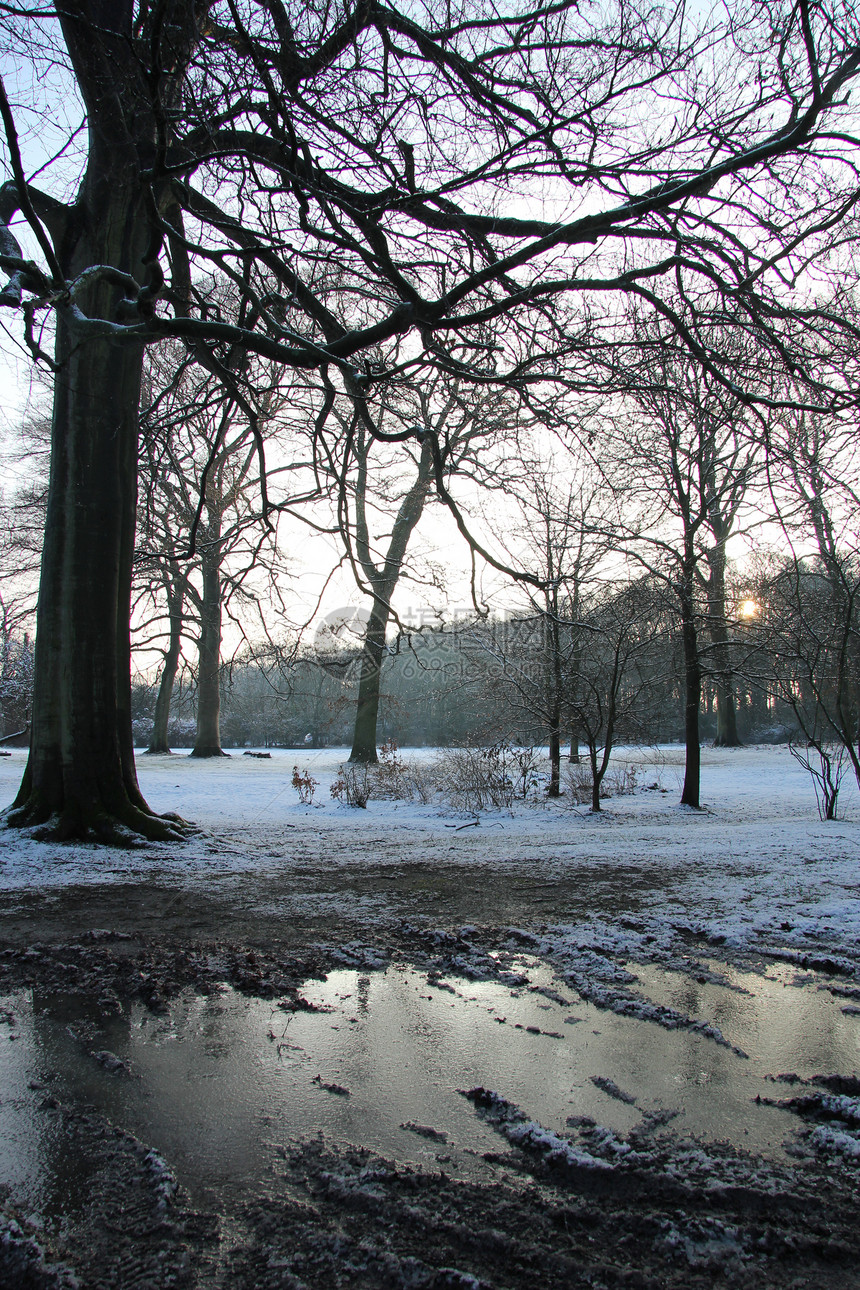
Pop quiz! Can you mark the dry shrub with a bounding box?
[565,759,638,805]
[368,740,411,799]
[605,762,638,796]
[291,765,318,805]
[433,745,512,810]
[330,763,373,808]
[432,741,544,811]
[331,742,436,807]
[565,761,593,805]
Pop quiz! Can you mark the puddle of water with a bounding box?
[0,958,857,1216]
[632,960,860,1077]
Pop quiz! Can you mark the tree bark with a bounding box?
[349,598,388,764]
[9,311,180,838]
[546,610,562,796]
[548,726,561,795]
[348,436,433,764]
[678,572,702,808]
[191,538,228,757]
[707,541,741,747]
[7,227,179,837]
[146,577,185,754]
[5,3,189,841]
[589,743,601,811]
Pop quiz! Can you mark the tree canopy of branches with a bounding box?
[606,343,760,806]
[1,0,859,838]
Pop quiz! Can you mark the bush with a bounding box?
[507,744,546,800]
[565,761,593,805]
[368,740,410,799]
[291,765,318,805]
[605,762,638,796]
[330,763,373,808]
[330,742,437,807]
[432,741,543,811]
[565,759,638,805]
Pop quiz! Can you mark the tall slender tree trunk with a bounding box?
[707,542,741,747]
[678,570,702,808]
[589,744,601,812]
[191,539,227,757]
[349,597,388,764]
[348,436,433,764]
[147,578,185,754]
[546,611,562,796]
[567,629,583,762]
[548,725,561,794]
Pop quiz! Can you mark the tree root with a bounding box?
[3,795,192,846]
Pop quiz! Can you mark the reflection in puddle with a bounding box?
[0,958,857,1215]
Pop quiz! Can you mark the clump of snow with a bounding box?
[0,1214,79,1288]
[313,1075,350,1097]
[759,947,860,978]
[810,1125,860,1159]
[325,942,390,970]
[559,967,748,1056]
[400,1122,448,1142]
[763,1083,860,1163]
[655,1216,749,1272]
[590,1075,637,1105]
[402,925,530,987]
[141,1147,178,1212]
[461,1087,612,1171]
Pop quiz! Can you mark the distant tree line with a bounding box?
[128,584,789,755]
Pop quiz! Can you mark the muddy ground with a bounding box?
[1,865,859,1289]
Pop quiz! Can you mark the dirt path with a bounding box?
[0,854,674,954]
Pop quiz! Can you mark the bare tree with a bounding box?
[477,455,610,795]
[330,373,525,762]
[145,568,187,755]
[1,1,859,838]
[755,408,860,812]
[611,347,760,807]
[567,578,663,812]
[140,357,309,758]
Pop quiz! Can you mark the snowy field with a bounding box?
[0,743,858,965]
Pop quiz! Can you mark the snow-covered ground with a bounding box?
[2,742,860,1282]
[0,743,858,964]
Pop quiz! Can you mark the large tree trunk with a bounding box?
[5,4,187,841]
[8,224,181,838]
[678,572,702,809]
[191,539,227,757]
[8,310,180,839]
[147,578,185,754]
[349,598,388,764]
